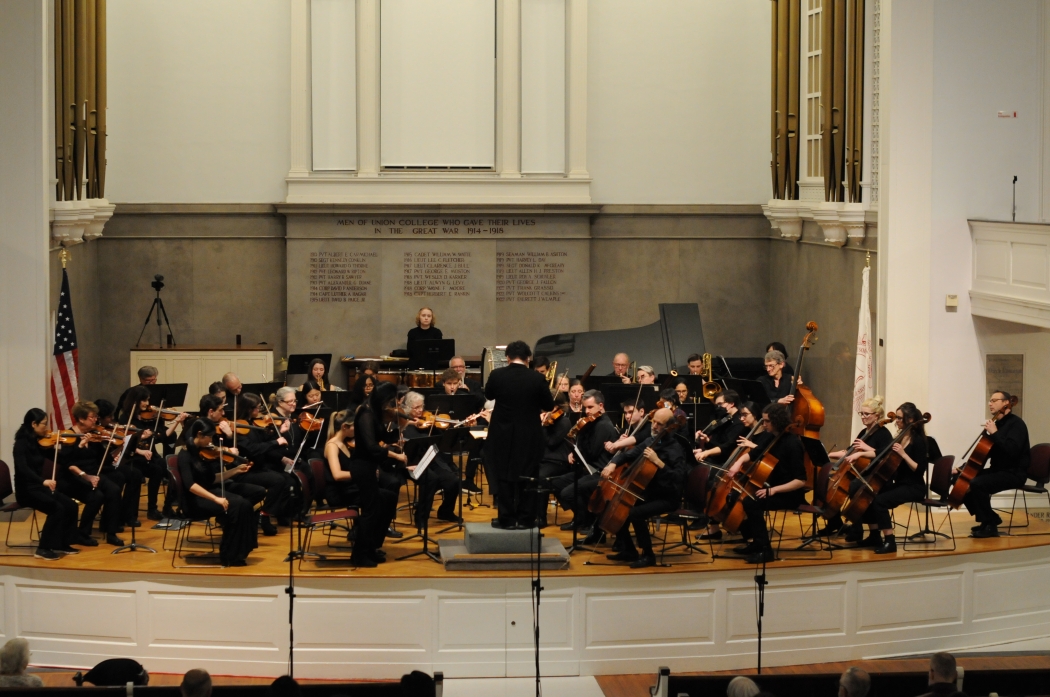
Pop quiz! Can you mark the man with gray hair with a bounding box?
[838,667,870,697]
[0,638,43,687]
[401,391,463,527]
[918,652,965,697]
[117,365,160,418]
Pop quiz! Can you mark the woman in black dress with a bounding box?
[348,382,404,567]
[301,358,331,392]
[176,419,260,567]
[407,307,442,346]
[12,409,81,559]
[122,385,189,520]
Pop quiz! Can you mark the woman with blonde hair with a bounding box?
[407,307,442,346]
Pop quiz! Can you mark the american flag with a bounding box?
[50,268,79,430]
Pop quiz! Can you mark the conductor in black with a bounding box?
[484,340,555,529]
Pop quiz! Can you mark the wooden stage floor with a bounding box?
[3,486,1049,579]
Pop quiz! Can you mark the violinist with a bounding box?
[96,398,146,532]
[407,307,442,347]
[55,401,124,546]
[208,381,226,402]
[301,358,330,392]
[12,409,81,559]
[322,409,358,509]
[729,403,807,564]
[122,386,188,521]
[401,391,463,527]
[820,396,893,536]
[758,350,794,405]
[484,340,555,530]
[695,400,758,542]
[552,389,619,537]
[961,390,1030,538]
[221,373,243,417]
[694,391,745,462]
[274,386,320,462]
[602,408,688,569]
[851,402,929,553]
[231,393,298,535]
[177,419,260,567]
[449,355,482,395]
[348,382,403,566]
[609,353,632,384]
[554,374,570,396]
[536,392,574,527]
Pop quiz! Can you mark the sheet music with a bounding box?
[411,445,438,480]
[470,430,488,439]
[572,444,597,475]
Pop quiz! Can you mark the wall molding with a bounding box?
[969,219,1050,329]
[762,199,878,246]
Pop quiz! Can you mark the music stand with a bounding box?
[146,383,188,410]
[286,353,332,380]
[425,393,481,422]
[581,376,619,392]
[241,382,285,405]
[397,435,444,563]
[658,375,709,399]
[409,340,455,370]
[796,437,840,551]
[722,378,770,409]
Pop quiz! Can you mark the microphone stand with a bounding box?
[755,553,767,675]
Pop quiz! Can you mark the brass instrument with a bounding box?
[545,360,558,388]
[701,353,722,400]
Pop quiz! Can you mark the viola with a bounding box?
[822,415,895,518]
[706,425,781,534]
[542,407,564,427]
[566,413,597,441]
[787,321,825,489]
[841,412,932,523]
[139,406,183,422]
[588,417,683,535]
[946,396,1018,508]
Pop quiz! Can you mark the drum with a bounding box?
[375,370,401,385]
[405,370,435,388]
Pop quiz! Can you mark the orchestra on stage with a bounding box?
[12,309,1032,569]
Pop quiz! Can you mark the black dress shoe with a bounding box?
[629,554,657,569]
[147,508,163,521]
[261,517,278,536]
[351,555,378,568]
[76,534,98,547]
[697,530,722,541]
[816,520,842,536]
[55,546,79,555]
[844,527,864,543]
[857,533,883,548]
[386,527,404,538]
[971,523,985,532]
[437,512,464,524]
[126,519,141,528]
[745,548,775,564]
[106,533,124,546]
[463,481,482,494]
[559,520,576,531]
[874,537,898,554]
[578,526,594,537]
[606,550,640,562]
[733,542,761,555]
[971,525,1000,538]
[228,559,248,567]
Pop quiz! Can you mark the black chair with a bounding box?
[652,464,713,564]
[770,466,834,561]
[0,460,40,555]
[903,454,956,552]
[1000,443,1050,535]
[164,456,221,568]
[297,458,359,568]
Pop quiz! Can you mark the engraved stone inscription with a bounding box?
[334,217,534,236]
[402,250,473,298]
[495,251,568,302]
[309,251,377,303]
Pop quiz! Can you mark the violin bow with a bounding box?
[50,410,60,494]
[147,398,165,452]
[96,404,136,481]
[232,394,238,451]
[309,400,326,450]
[217,438,226,500]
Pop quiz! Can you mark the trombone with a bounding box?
[701,353,722,400]
[545,360,558,389]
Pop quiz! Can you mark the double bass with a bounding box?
[587,416,681,535]
[946,395,1018,508]
[787,322,825,488]
[841,412,932,523]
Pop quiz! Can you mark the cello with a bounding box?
[841,411,932,523]
[706,427,783,534]
[588,413,681,535]
[787,322,825,488]
[946,395,1018,508]
[822,414,896,518]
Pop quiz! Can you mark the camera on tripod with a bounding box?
[136,273,176,347]
[151,274,164,292]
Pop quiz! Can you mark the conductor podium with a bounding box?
[438,522,569,571]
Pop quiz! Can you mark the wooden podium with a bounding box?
[130,345,274,408]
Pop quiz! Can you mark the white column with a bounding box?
[565,0,587,178]
[496,0,521,177]
[0,0,51,465]
[878,0,933,409]
[289,0,312,177]
[356,0,380,177]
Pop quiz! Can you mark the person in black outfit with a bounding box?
[731,403,809,564]
[400,391,463,527]
[176,419,261,567]
[919,652,966,697]
[765,342,794,378]
[322,409,358,510]
[535,392,573,527]
[483,340,555,529]
[55,401,124,546]
[757,349,794,405]
[96,398,146,531]
[121,386,189,520]
[237,392,302,527]
[349,382,404,566]
[602,408,688,568]
[822,396,893,537]
[552,389,620,539]
[693,392,752,539]
[449,355,482,395]
[301,358,332,392]
[854,402,929,554]
[115,365,159,422]
[407,307,442,346]
[963,390,1030,538]
[12,408,81,560]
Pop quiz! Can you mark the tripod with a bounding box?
[136,275,176,347]
[754,553,768,674]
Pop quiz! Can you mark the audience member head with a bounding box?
[399,670,435,697]
[180,669,212,697]
[0,638,31,675]
[269,675,300,697]
[838,667,870,697]
[726,676,760,697]
[929,652,957,685]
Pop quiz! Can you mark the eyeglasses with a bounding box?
[858,411,875,417]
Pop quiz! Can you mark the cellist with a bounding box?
[602,408,687,569]
[960,390,1030,538]
[727,403,807,564]
[851,402,929,553]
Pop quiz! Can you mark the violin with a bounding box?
[822,414,896,518]
[946,396,1018,508]
[200,445,252,467]
[588,416,682,535]
[220,418,270,436]
[705,423,776,533]
[566,413,597,441]
[841,412,932,523]
[37,430,82,448]
[139,406,183,422]
[542,407,565,427]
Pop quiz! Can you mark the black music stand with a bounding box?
[425,393,481,422]
[723,378,770,409]
[286,353,332,384]
[795,437,841,551]
[658,375,710,399]
[146,383,188,410]
[581,376,620,392]
[397,435,444,563]
[409,339,455,370]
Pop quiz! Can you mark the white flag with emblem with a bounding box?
[850,264,874,437]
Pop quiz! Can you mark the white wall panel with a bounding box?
[18,587,137,645]
[380,0,495,167]
[521,0,565,174]
[295,594,427,649]
[147,592,280,649]
[437,596,506,652]
[311,0,357,171]
[856,574,963,632]
[727,583,846,640]
[973,564,1050,621]
[586,591,714,646]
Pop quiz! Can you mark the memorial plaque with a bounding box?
[986,353,1024,417]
